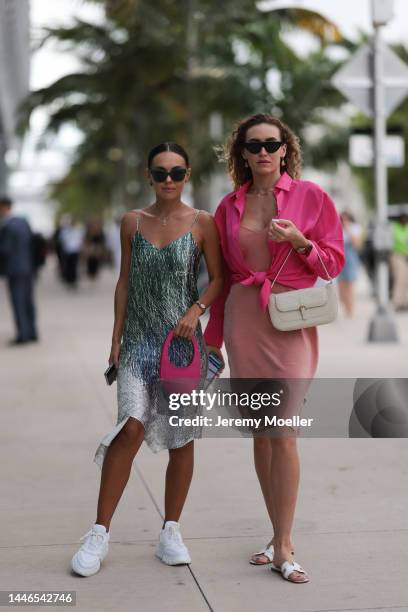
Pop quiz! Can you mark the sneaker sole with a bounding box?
[71,557,100,577]
[71,546,108,577]
[155,547,191,566]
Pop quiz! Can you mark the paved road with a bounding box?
[1,262,407,612]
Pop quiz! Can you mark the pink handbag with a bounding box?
[159,330,201,395]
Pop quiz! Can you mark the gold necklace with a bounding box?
[155,213,170,226]
[248,186,275,198]
[152,205,182,226]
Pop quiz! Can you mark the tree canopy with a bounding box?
[20,1,407,217]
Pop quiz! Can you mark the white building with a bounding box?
[0,0,30,192]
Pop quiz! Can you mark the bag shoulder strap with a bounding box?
[314,247,333,282]
[270,243,333,290]
[270,249,293,290]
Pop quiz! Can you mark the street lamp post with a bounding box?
[368,0,398,341]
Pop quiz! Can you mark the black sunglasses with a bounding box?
[244,141,283,154]
[150,166,187,183]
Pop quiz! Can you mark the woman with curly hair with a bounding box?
[204,113,344,583]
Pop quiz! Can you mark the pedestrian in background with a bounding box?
[52,217,68,281]
[105,216,122,274]
[83,218,106,280]
[390,213,408,311]
[338,210,363,318]
[59,216,84,288]
[0,196,38,345]
[360,218,376,297]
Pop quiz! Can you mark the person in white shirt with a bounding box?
[105,217,122,274]
[59,217,84,287]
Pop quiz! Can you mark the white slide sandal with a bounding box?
[271,560,310,583]
[249,545,274,565]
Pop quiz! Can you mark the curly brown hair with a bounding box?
[223,113,302,189]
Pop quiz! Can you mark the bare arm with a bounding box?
[174,212,223,340]
[197,212,224,310]
[198,212,226,371]
[108,213,133,366]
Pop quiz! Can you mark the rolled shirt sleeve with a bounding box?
[296,190,345,280]
[203,203,232,348]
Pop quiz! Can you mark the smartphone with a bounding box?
[271,218,286,229]
[104,363,118,385]
[204,352,224,390]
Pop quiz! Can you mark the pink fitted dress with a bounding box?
[224,225,319,385]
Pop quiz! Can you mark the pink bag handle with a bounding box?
[160,330,201,394]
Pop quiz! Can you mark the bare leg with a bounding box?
[164,440,194,523]
[253,437,276,526]
[95,417,145,531]
[339,281,346,314]
[251,437,294,563]
[345,281,354,317]
[339,281,354,317]
[391,253,408,308]
[270,435,306,582]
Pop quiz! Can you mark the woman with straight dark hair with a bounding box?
[71,142,223,576]
[205,114,344,583]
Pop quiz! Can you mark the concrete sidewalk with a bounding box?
[1,262,407,612]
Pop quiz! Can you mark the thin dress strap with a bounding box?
[190,209,200,228]
[135,211,140,234]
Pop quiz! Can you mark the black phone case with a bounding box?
[104,364,117,385]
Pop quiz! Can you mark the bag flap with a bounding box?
[274,287,328,312]
[274,291,301,312]
[301,287,329,308]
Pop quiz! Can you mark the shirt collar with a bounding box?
[274,171,293,191]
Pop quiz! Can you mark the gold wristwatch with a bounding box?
[194,301,207,314]
[295,241,313,255]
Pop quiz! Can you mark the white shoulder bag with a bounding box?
[268,247,338,331]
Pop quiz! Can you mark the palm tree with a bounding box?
[18,0,351,215]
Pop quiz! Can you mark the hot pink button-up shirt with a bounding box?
[204,171,345,348]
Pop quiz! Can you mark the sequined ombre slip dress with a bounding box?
[94,210,208,468]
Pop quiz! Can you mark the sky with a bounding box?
[30,0,104,90]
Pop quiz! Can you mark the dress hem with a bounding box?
[93,416,202,470]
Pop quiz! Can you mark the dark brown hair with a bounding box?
[223,113,302,189]
[0,195,12,208]
[147,142,189,169]
[341,210,356,223]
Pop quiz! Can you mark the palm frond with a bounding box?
[283,9,343,43]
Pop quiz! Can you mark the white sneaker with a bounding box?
[156,521,191,565]
[71,524,110,576]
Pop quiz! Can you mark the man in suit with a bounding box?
[0,196,38,345]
